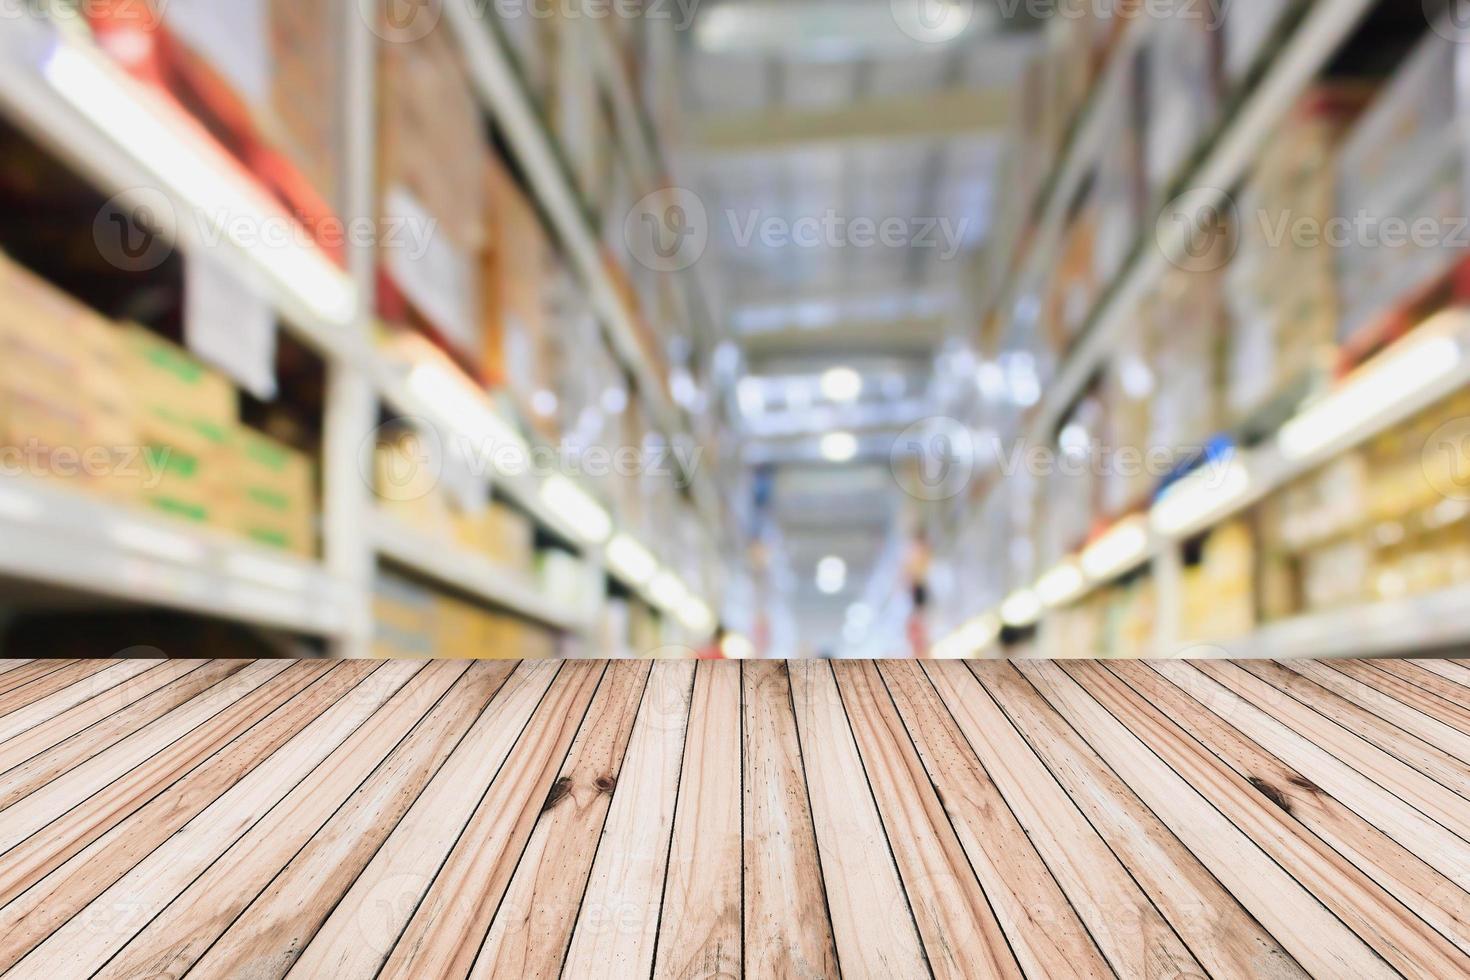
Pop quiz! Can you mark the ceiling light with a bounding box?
[820,431,859,463]
[1000,589,1043,628]
[1278,329,1463,462]
[820,367,863,403]
[1035,561,1086,607]
[44,43,356,326]
[1080,516,1150,581]
[931,612,1001,659]
[816,556,847,595]
[606,534,658,586]
[1150,459,1251,538]
[539,475,612,545]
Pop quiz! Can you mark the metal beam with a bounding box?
[689,88,1011,154]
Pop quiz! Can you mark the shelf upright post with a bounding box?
[1151,536,1183,658]
[322,0,382,658]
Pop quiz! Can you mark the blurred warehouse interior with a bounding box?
[0,0,1468,660]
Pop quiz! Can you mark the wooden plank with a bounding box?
[1015,660,1397,979]
[471,661,653,980]
[0,660,114,719]
[0,661,69,697]
[963,661,1304,979]
[376,662,606,979]
[0,661,425,979]
[737,661,838,980]
[94,661,505,980]
[652,661,742,980]
[1240,660,1470,799]
[278,661,560,979]
[561,660,696,979]
[832,661,1023,979]
[1284,660,1470,768]
[1352,660,1470,736]
[880,661,1114,980]
[788,660,928,979]
[0,660,301,852]
[1153,661,1470,894]
[1112,661,1470,958]
[0,660,35,677]
[0,659,161,744]
[1192,661,1470,842]
[1071,660,1470,976]
[0,662,377,965]
[0,659,218,776]
[1410,659,1470,690]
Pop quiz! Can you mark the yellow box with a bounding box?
[118,324,238,426]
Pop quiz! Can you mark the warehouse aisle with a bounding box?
[0,656,1467,978]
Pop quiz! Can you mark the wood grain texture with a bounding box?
[2,657,1467,979]
[653,661,742,980]
[562,660,696,979]
[740,661,838,980]
[962,661,1305,980]
[789,660,928,978]
[472,660,653,979]
[883,660,1117,980]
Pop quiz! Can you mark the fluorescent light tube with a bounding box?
[44,43,356,326]
[649,571,689,612]
[678,597,714,635]
[1081,516,1150,580]
[721,632,755,660]
[1036,562,1086,607]
[1279,331,1462,461]
[606,533,658,586]
[1150,460,1251,538]
[820,431,858,462]
[1000,589,1043,628]
[539,475,612,545]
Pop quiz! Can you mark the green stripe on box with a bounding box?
[246,528,292,549]
[143,346,205,384]
[243,439,292,471]
[149,497,208,523]
[247,487,291,512]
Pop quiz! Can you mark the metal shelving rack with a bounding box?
[0,5,719,655]
[933,0,1470,663]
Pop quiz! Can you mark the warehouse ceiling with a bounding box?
[671,0,1036,654]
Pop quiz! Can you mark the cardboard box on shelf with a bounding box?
[453,501,536,575]
[1141,10,1221,199]
[118,324,239,427]
[1335,29,1469,351]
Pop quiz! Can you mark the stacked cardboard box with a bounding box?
[0,255,138,499]
[267,0,342,209]
[1226,89,1366,424]
[373,572,561,659]
[1335,28,1469,349]
[0,253,317,556]
[482,154,554,431]
[1139,255,1229,456]
[1141,12,1220,199]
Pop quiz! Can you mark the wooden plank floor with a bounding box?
[0,658,1467,979]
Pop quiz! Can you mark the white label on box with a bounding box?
[384,186,479,358]
[185,253,278,400]
[163,0,272,106]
